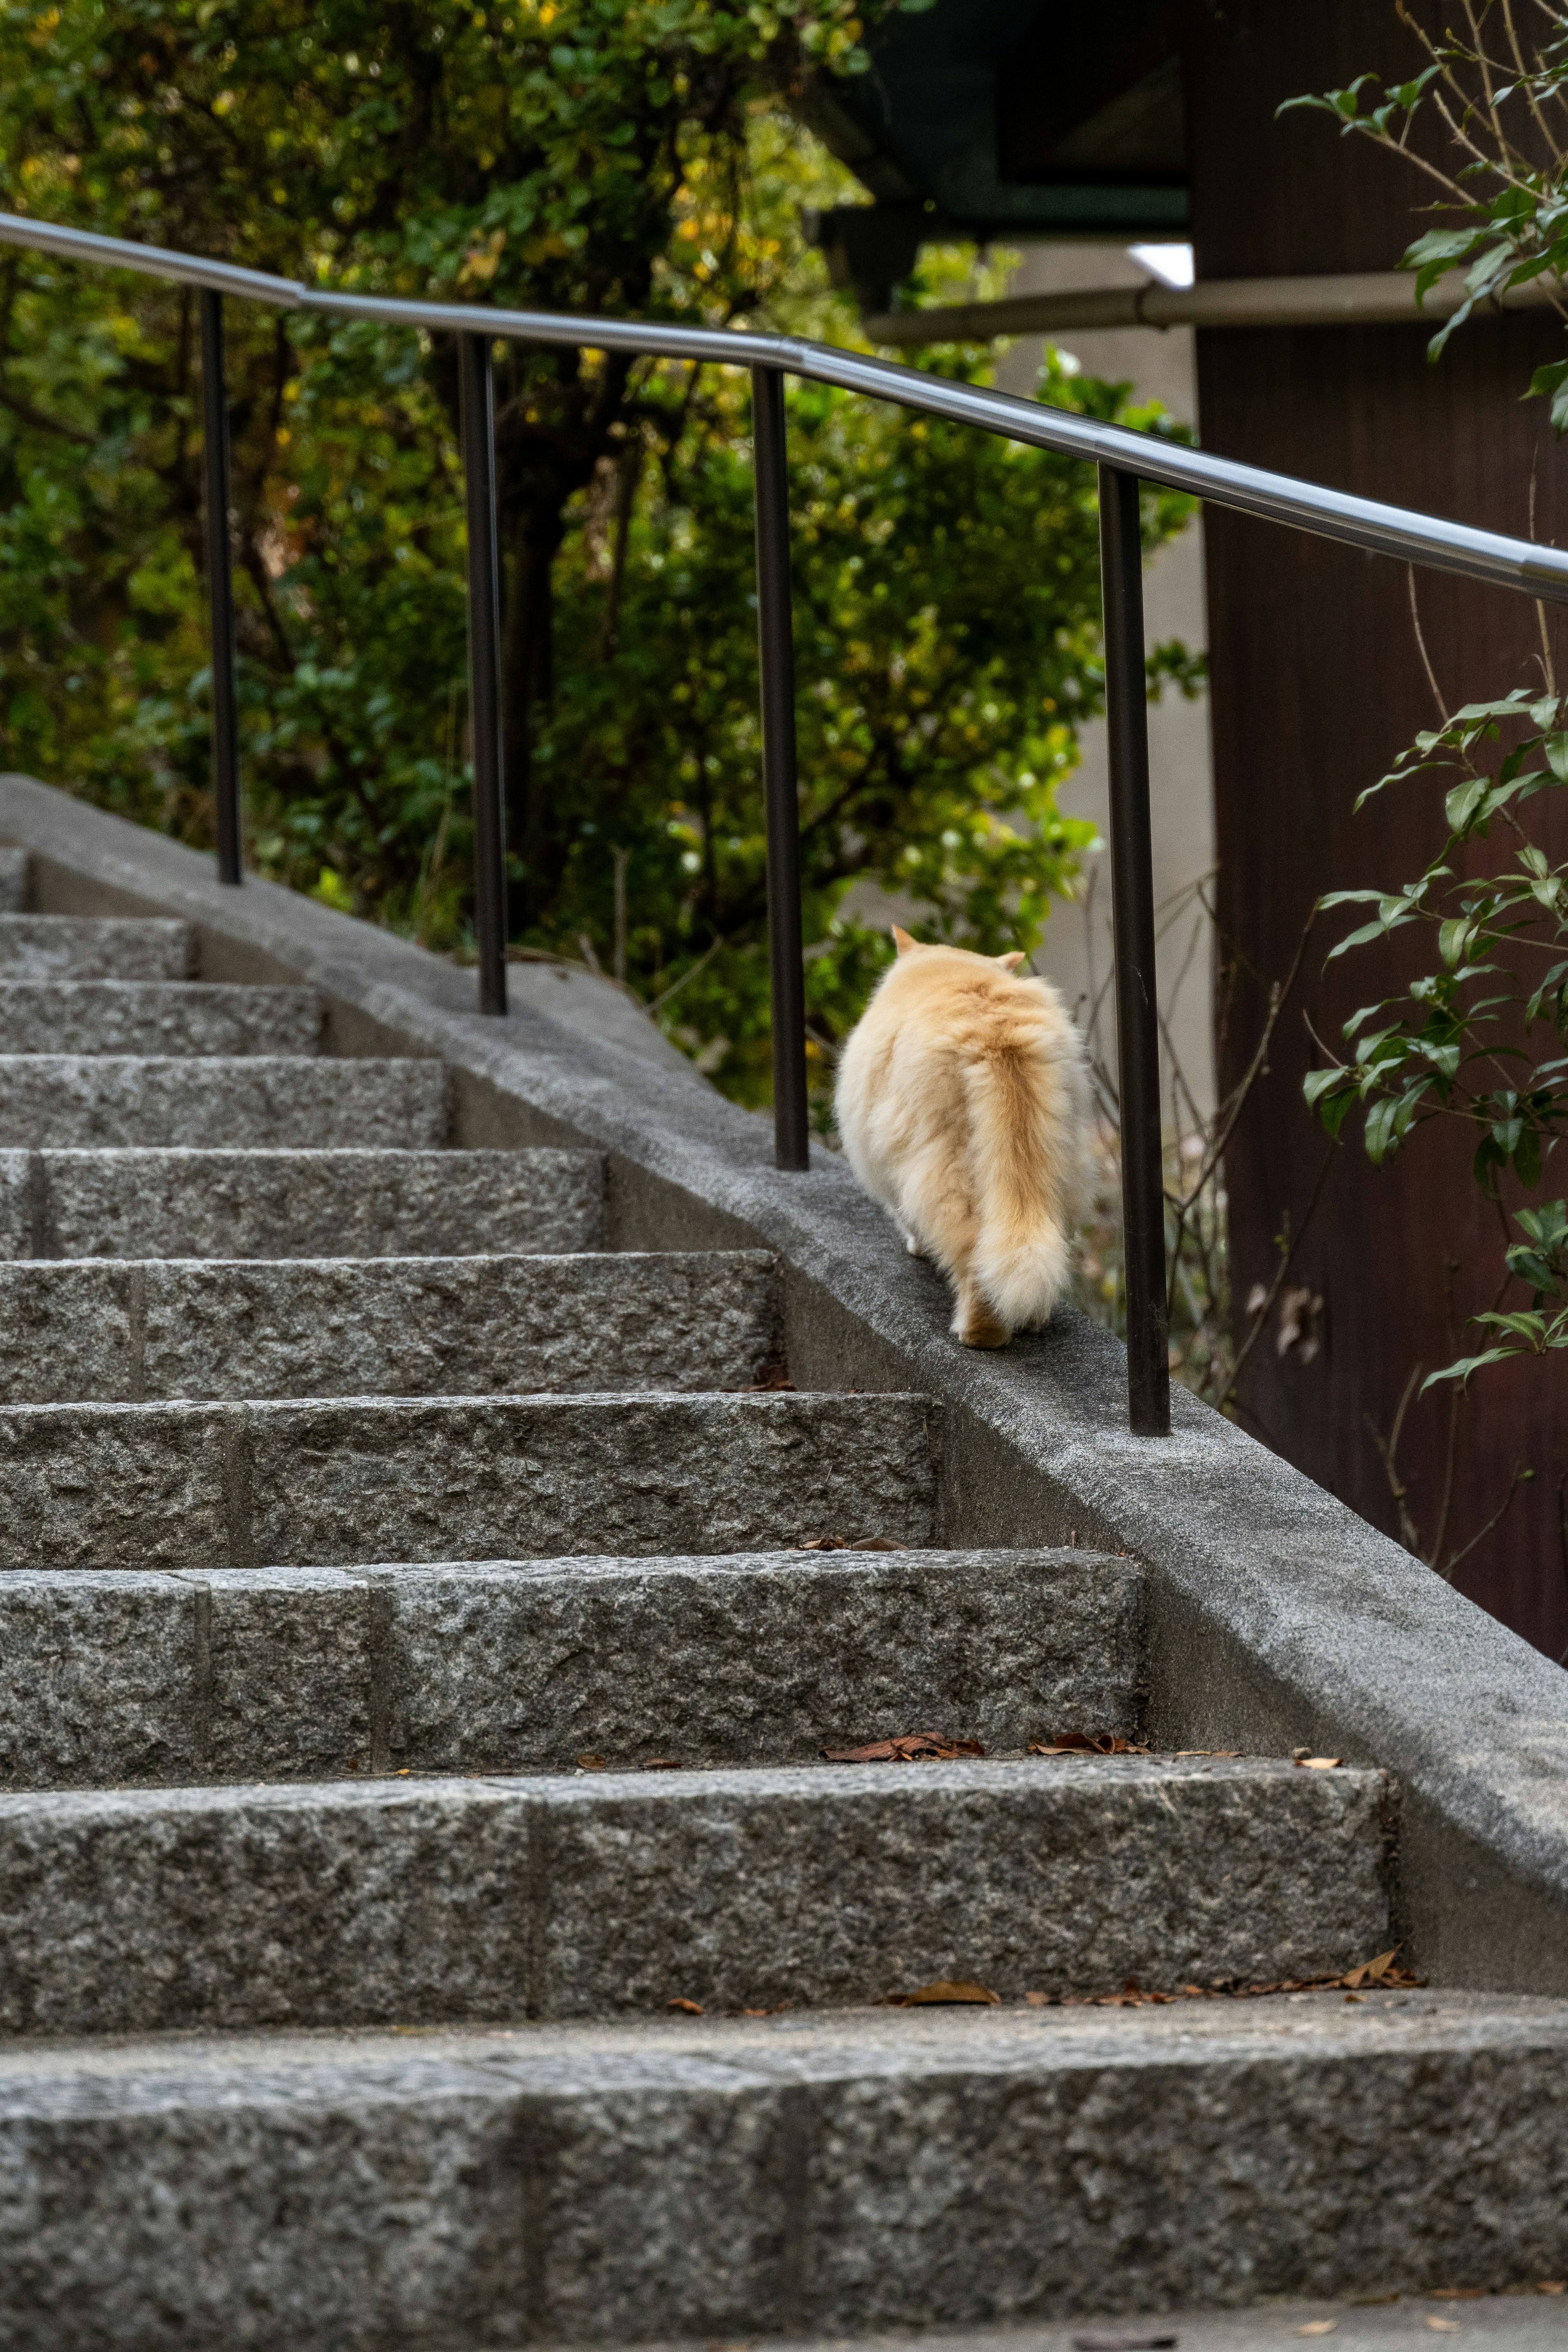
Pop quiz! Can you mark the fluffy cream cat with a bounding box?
[835,927,1091,1348]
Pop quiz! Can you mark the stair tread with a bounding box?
[0,1144,605,1258]
[0,1054,448,1147]
[4,1986,1564,2097]
[0,1249,780,1400]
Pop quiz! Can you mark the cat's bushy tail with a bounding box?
[960,1025,1087,1329]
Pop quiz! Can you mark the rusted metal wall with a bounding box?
[1184,0,1568,1655]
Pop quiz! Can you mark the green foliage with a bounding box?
[0,0,1201,1116]
[1425,1197,1568,1388]
[1281,11,1568,388]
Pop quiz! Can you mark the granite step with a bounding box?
[0,1756,1393,2038]
[1,1996,1564,2348]
[0,982,323,1056]
[0,1549,1144,1786]
[0,1251,779,1402]
[0,1145,605,1258]
[0,1056,448,1147]
[0,914,193,979]
[0,1392,939,1570]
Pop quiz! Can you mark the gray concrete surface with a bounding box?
[0,1144,606,1258]
[0,1996,1564,2348]
[603,2300,1568,2352]
[0,912,192,977]
[0,980,323,1055]
[0,1391,940,1568]
[2,777,1531,1987]
[0,1054,448,1147]
[0,1755,1392,2036]
[0,1250,780,1399]
[0,1549,1146,1785]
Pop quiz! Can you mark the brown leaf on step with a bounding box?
[1293,2325,1338,2339]
[885,1978,1000,2006]
[822,1732,986,1762]
[1343,1946,1403,1989]
[735,1369,795,1392]
[1295,1756,1344,1771]
[641,1757,683,1771]
[667,1997,704,2015]
[1429,2289,1486,2301]
[1029,1732,1151,1756]
[791,1533,902,1551]
[1175,1749,1243,1758]
[1538,2282,1568,2295]
[576,1753,608,1771]
[1424,2321,1461,2334]
[1023,1989,1051,2007]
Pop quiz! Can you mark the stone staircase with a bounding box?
[0,849,1564,2347]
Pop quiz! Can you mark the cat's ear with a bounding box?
[996,950,1027,971]
[891,924,918,956]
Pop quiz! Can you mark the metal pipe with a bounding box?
[198,291,242,888]
[1098,463,1170,1439]
[751,364,810,1173]
[458,332,508,1018]
[4,209,1568,606]
[861,264,1563,346]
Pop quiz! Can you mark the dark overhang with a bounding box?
[797,0,1187,310]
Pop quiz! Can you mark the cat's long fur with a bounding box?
[835,927,1091,1347]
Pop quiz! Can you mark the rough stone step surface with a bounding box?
[0,1995,1563,2350]
[0,1757,1392,2038]
[0,848,28,911]
[0,1055,448,1147]
[0,1251,779,1402]
[0,1550,1140,1787]
[0,913,193,979]
[0,981,323,1056]
[0,1145,605,1259]
[0,1392,938,1570]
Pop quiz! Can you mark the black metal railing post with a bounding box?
[1098,463,1171,1436]
[459,332,508,1018]
[198,291,242,886]
[750,364,810,1172]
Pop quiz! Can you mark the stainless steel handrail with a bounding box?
[4,207,1566,602]
[4,201,1563,1435]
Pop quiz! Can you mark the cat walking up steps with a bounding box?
[835,925,1091,1347]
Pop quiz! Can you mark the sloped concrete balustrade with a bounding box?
[0,804,1561,2347]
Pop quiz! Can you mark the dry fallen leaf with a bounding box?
[1293,2325,1338,2339]
[666,1997,704,2015]
[641,1757,683,1771]
[1425,2321,1461,2334]
[1539,2281,1567,2295]
[1343,1947,1404,1989]
[1175,1748,1243,1758]
[791,1533,902,1551]
[1429,2289,1485,2301]
[1029,1732,1151,1757]
[822,1732,986,1763]
[886,1979,1000,2006]
[576,1753,608,1771]
[1294,1756,1344,1771]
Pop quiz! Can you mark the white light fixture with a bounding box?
[1127,242,1195,290]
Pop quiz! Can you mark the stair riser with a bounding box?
[0,984,323,1057]
[0,1762,1391,2036]
[0,1059,448,1148]
[0,1253,778,1402]
[1,2026,1563,2348]
[0,851,28,912]
[0,1395,938,1570]
[0,1147,606,1260]
[0,1553,1142,1786]
[0,917,192,979]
